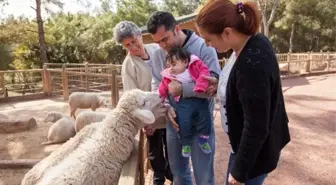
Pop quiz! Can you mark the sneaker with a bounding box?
[198,135,212,154]
[182,145,191,158]
[199,142,212,154]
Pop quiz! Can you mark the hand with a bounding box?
[166,106,179,132]
[151,102,167,119]
[143,125,156,136]
[202,75,218,97]
[168,80,182,97]
[228,174,244,185]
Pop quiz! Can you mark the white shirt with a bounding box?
[217,52,237,133]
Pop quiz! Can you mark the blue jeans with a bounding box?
[166,97,215,185]
[169,97,211,146]
[226,152,267,185]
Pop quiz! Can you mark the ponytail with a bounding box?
[241,2,261,35]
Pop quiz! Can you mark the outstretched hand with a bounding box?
[166,105,179,132]
[202,75,218,97]
[168,80,183,97]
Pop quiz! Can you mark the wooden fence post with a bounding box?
[0,72,6,98]
[139,131,145,185]
[110,70,117,107]
[326,51,330,71]
[85,62,89,92]
[62,65,69,100]
[42,64,50,96]
[287,53,291,74]
[305,52,311,73]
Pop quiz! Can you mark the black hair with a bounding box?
[147,11,177,34]
[166,47,190,65]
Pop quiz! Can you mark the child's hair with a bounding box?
[166,47,190,65]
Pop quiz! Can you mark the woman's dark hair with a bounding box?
[166,47,190,64]
[196,0,261,36]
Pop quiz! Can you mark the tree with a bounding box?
[256,0,279,37]
[162,0,204,16]
[115,0,158,26]
[272,0,335,52]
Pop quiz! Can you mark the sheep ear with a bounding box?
[131,109,155,124]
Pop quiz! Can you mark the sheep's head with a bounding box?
[117,89,162,125]
[44,112,63,123]
[99,97,109,108]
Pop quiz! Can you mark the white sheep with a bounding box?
[42,112,76,145]
[75,111,108,132]
[68,92,109,119]
[21,89,162,185]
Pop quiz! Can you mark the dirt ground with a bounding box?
[0,93,112,185]
[1,74,335,185]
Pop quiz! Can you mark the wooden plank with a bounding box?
[118,132,140,185]
[65,71,111,78]
[0,159,40,169]
[0,69,43,73]
[111,70,117,107]
[139,131,145,185]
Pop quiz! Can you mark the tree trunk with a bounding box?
[0,118,37,133]
[289,22,296,53]
[259,23,264,34]
[264,24,269,37]
[256,0,279,37]
[36,0,48,68]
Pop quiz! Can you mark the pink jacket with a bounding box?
[158,54,210,102]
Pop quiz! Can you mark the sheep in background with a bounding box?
[75,111,108,132]
[68,92,109,119]
[21,89,162,185]
[42,112,76,145]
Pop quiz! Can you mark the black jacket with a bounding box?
[225,33,291,182]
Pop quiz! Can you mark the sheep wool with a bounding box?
[68,92,108,119]
[21,89,162,185]
[42,112,76,145]
[75,111,108,132]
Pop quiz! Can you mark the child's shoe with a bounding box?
[182,145,191,157]
[199,135,212,154]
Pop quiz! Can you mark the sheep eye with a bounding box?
[142,100,146,106]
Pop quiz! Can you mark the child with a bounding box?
[158,47,212,157]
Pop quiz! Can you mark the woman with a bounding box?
[113,21,173,185]
[195,1,291,185]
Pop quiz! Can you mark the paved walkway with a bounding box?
[145,73,336,185]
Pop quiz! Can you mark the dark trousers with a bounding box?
[147,128,173,185]
[169,97,211,146]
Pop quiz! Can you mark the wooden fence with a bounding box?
[0,52,335,184]
[0,63,146,185]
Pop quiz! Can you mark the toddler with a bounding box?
[158,47,212,157]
